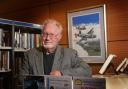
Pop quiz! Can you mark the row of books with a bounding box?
[14,31,41,49]
[21,75,105,89]
[99,54,128,74]
[0,28,12,47]
[0,28,42,49]
[14,52,24,74]
[0,51,10,72]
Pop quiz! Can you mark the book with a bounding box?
[0,51,10,71]
[23,75,73,89]
[73,76,106,89]
[99,54,116,74]
[23,75,45,89]
[46,76,73,89]
[120,58,128,72]
[116,58,128,72]
[0,28,3,46]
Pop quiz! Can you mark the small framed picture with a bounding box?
[67,5,107,63]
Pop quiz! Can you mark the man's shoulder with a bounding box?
[58,45,77,53]
[26,46,43,54]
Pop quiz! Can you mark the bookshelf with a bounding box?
[0,18,42,89]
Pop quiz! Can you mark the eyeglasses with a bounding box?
[42,32,59,38]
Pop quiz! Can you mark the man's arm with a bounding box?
[61,49,92,77]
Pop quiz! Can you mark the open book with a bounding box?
[116,58,128,72]
[99,54,116,74]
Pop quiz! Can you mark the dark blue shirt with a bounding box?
[43,53,55,75]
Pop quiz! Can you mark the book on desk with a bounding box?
[23,75,73,89]
[99,54,117,74]
[73,76,106,89]
[116,58,128,73]
[23,75,106,89]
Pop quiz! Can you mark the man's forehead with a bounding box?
[43,24,60,33]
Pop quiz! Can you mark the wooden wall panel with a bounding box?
[0,5,50,24]
[49,1,68,45]
[106,0,128,41]
[0,0,50,14]
[0,0,128,74]
[66,0,104,11]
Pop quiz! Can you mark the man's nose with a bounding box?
[45,34,51,39]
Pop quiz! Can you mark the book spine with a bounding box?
[99,54,116,74]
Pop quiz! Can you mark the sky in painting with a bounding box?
[72,13,99,25]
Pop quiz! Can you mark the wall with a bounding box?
[0,0,128,74]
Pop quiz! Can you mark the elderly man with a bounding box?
[20,19,92,77]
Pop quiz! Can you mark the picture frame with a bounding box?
[67,4,107,63]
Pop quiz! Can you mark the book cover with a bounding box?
[116,58,128,72]
[23,75,45,89]
[73,76,106,89]
[46,76,73,89]
[99,54,116,74]
[120,58,128,72]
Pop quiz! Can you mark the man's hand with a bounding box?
[50,70,62,76]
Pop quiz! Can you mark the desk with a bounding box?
[93,74,128,89]
[15,74,128,89]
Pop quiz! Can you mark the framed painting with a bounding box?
[67,5,107,63]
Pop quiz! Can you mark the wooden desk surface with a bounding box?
[93,74,128,89]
